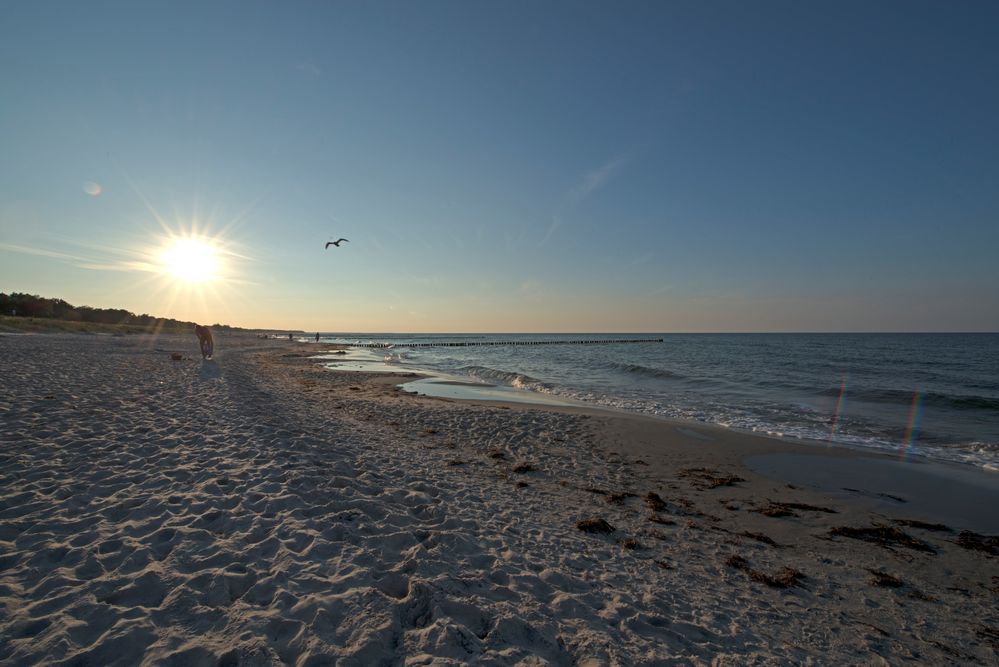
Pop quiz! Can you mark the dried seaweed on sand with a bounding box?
[756,501,837,518]
[954,530,999,556]
[725,555,805,589]
[679,467,745,489]
[829,524,935,553]
[577,518,615,534]
[867,569,904,588]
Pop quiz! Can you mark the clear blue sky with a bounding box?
[2,1,997,332]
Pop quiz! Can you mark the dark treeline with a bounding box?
[0,292,232,330]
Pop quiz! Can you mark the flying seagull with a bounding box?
[325,238,349,249]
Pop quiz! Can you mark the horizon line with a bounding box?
[289,330,999,336]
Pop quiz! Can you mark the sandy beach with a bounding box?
[1,332,997,666]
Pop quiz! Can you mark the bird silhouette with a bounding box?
[325,238,349,249]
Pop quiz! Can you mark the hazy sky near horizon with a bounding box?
[2,1,997,332]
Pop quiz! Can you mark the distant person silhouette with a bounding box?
[194,324,214,359]
[315,332,320,342]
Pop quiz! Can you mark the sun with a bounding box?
[157,237,222,283]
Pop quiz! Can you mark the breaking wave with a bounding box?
[605,361,684,380]
[458,366,554,392]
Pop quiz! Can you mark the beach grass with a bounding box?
[0,315,193,335]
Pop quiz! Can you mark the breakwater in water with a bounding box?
[347,338,663,348]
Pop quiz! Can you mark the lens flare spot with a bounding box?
[828,374,848,444]
[83,181,102,196]
[902,391,924,460]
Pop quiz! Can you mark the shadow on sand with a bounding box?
[198,359,221,380]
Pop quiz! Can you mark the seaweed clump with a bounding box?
[577,518,615,534]
[725,555,805,589]
[607,492,637,505]
[829,523,935,553]
[892,518,952,532]
[955,531,999,556]
[757,501,837,518]
[644,492,668,512]
[680,467,745,489]
[868,569,904,588]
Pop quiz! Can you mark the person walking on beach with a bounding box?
[195,324,214,360]
[315,332,320,342]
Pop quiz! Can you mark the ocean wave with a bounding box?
[458,365,553,391]
[383,351,407,364]
[544,387,999,470]
[962,440,999,456]
[818,387,999,412]
[605,361,684,380]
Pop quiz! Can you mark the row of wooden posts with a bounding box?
[345,338,663,348]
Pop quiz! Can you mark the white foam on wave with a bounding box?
[490,381,999,472]
[329,343,999,473]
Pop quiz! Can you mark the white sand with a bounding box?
[1,332,997,665]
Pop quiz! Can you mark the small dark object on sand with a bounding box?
[512,462,537,474]
[577,518,615,534]
[843,487,907,503]
[620,538,643,550]
[680,467,745,489]
[868,569,905,588]
[829,523,935,553]
[955,530,999,556]
[171,352,183,361]
[977,625,999,650]
[607,492,637,504]
[781,502,837,512]
[725,554,805,589]
[645,492,668,512]
[757,501,837,518]
[759,504,795,518]
[647,515,676,526]
[893,518,952,532]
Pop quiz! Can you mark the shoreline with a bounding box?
[318,340,999,474]
[398,387,999,533]
[2,332,997,664]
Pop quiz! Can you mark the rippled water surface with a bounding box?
[319,333,999,470]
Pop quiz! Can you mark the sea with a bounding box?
[312,333,999,472]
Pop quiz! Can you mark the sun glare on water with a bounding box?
[158,237,222,283]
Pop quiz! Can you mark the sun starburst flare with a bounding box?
[69,217,253,325]
[157,237,223,283]
[125,221,256,326]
